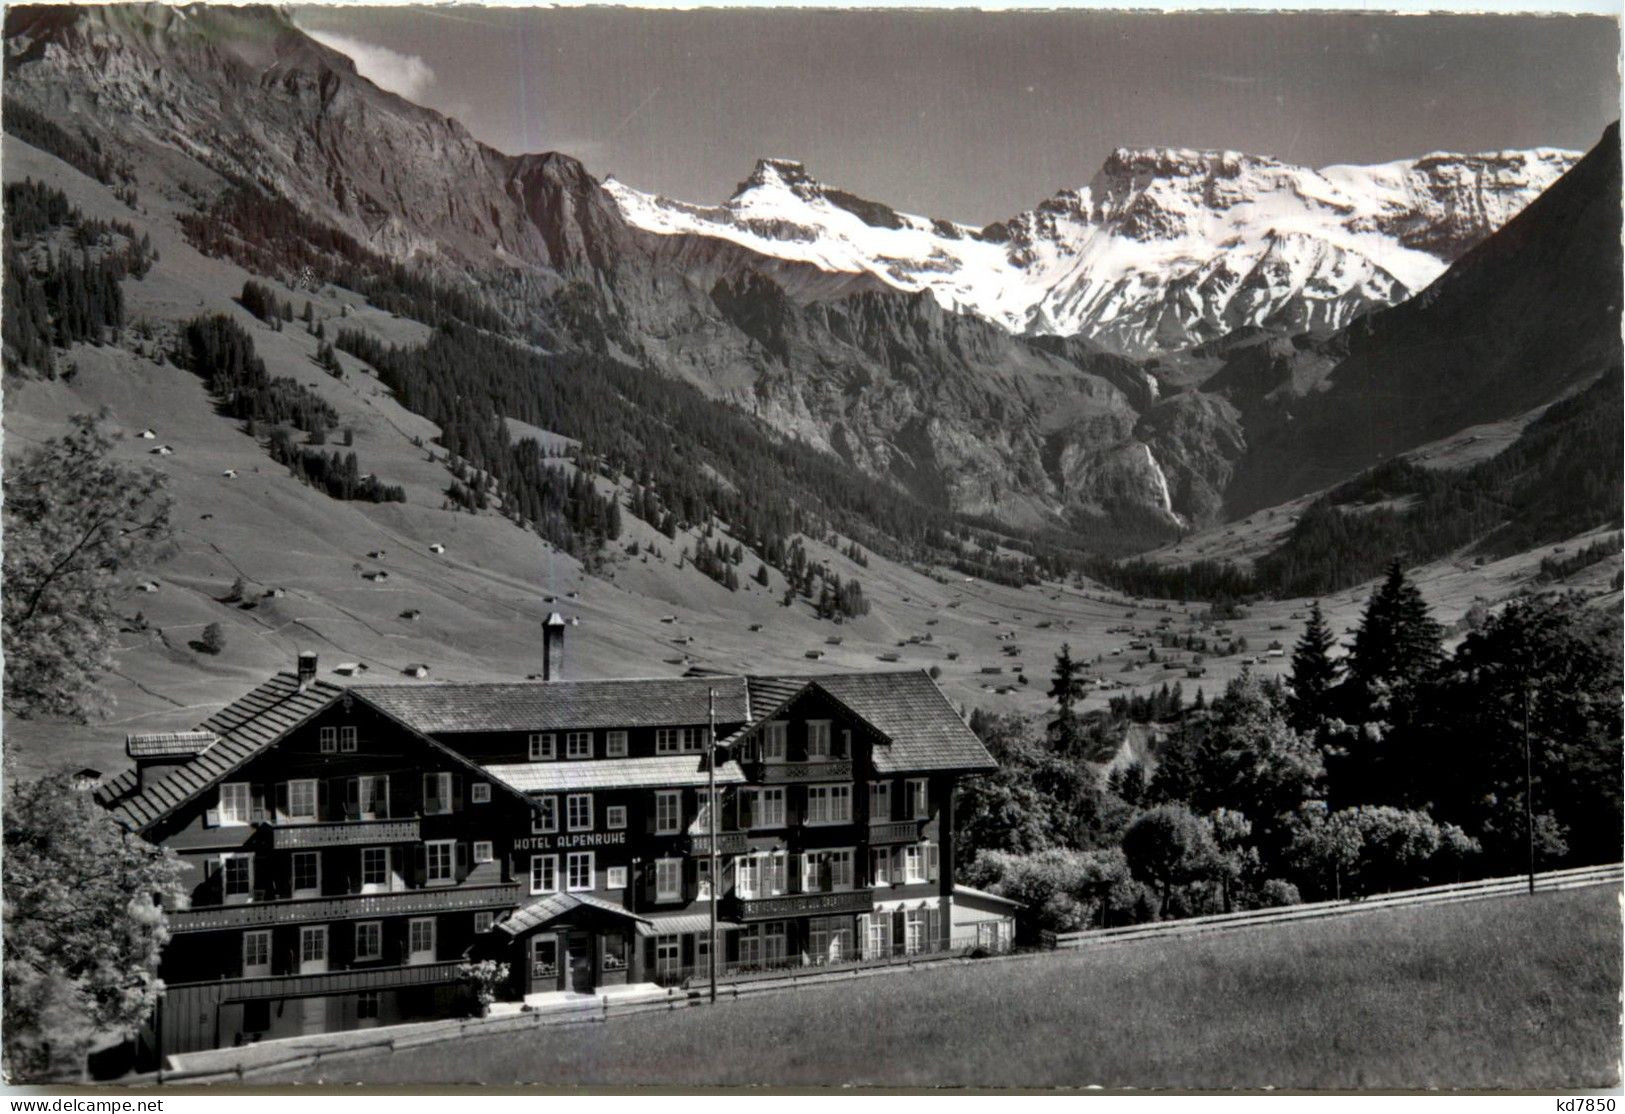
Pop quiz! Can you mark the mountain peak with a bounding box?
[734,157,817,198]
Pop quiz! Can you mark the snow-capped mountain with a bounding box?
[606,146,1578,355]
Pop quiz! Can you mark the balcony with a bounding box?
[733,889,874,920]
[687,830,748,856]
[752,760,854,784]
[868,820,923,845]
[270,817,421,850]
[167,960,465,1003]
[168,882,521,933]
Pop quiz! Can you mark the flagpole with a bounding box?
[708,687,719,1004]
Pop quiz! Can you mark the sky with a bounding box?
[291,7,1620,226]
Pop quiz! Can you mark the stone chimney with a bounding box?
[543,613,566,681]
[297,651,319,691]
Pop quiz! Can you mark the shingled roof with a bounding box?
[100,673,345,830]
[126,730,218,759]
[735,671,996,774]
[496,891,650,937]
[354,676,751,734]
[484,755,745,794]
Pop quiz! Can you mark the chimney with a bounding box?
[542,613,566,681]
[297,651,318,690]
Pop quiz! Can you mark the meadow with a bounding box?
[275,885,1620,1090]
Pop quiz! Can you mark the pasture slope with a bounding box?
[4,132,1620,781]
[264,885,1620,1090]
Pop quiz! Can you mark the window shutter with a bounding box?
[738,790,753,831]
[857,914,871,958]
[345,778,359,818]
[785,788,800,828]
[456,842,469,880]
[891,847,903,881]
[251,785,268,822]
[927,907,941,949]
[317,779,330,820]
[413,843,427,887]
[892,910,906,955]
[928,843,940,883]
[451,774,464,812]
[275,782,289,820]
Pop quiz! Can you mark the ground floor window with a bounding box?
[531,935,557,979]
[763,921,787,965]
[905,910,925,955]
[604,931,628,972]
[408,917,436,964]
[863,913,891,960]
[807,916,853,964]
[655,935,681,979]
[356,991,380,1020]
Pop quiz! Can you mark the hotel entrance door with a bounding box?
[565,931,594,993]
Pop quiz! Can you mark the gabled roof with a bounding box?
[733,671,996,774]
[497,891,650,937]
[100,673,346,830]
[484,755,745,794]
[126,730,218,759]
[353,676,751,734]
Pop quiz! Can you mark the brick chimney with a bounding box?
[543,613,566,681]
[297,651,319,691]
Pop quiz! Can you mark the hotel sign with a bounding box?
[737,890,873,920]
[513,831,628,852]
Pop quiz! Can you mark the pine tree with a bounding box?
[1287,600,1341,732]
[1348,560,1443,701]
[1048,642,1086,757]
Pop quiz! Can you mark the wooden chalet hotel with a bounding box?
[96,619,1008,1058]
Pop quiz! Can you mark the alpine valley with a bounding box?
[2,4,1619,765]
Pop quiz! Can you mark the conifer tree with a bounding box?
[1347,560,1443,702]
[1287,600,1341,732]
[1048,642,1086,757]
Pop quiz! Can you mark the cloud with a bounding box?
[307,30,437,103]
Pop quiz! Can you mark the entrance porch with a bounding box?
[494,892,651,997]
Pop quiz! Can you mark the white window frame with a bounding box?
[407,917,436,965]
[424,839,457,886]
[299,925,328,972]
[566,793,593,833]
[868,781,891,823]
[354,920,383,962]
[763,920,787,964]
[474,911,495,935]
[806,720,832,759]
[529,733,555,761]
[473,840,494,864]
[905,843,930,884]
[340,726,358,753]
[221,852,254,904]
[654,790,682,835]
[906,778,930,820]
[566,851,594,893]
[422,772,453,815]
[655,935,681,978]
[242,930,272,978]
[356,774,388,820]
[360,846,391,894]
[606,805,627,830]
[870,846,892,887]
[470,782,491,804]
[606,865,629,889]
[655,857,683,902]
[749,787,785,829]
[530,854,558,895]
[565,731,593,760]
[805,783,852,826]
[286,778,318,822]
[218,782,251,826]
[606,730,628,757]
[319,726,338,754]
[904,909,925,955]
[291,850,321,898]
[762,722,787,763]
[533,796,559,834]
[696,857,712,900]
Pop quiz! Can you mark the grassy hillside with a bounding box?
[271,885,1621,1089]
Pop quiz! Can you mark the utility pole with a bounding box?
[1523,682,1536,896]
[707,687,719,1004]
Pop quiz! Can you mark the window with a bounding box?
[300,926,327,968]
[320,726,337,754]
[422,772,453,815]
[530,936,557,978]
[473,840,494,864]
[747,787,785,829]
[565,731,592,760]
[530,854,558,895]
[606,730,628,757]
[221,853,253,903]
[356,991,379,1020]
[529,733,555,761]
[696,857,712,899]
[291,851,321,897]
[904,842,939,884]
[906,778,930,819]
[566,793,593,832]
[470,782,491,804]
[340,725,358,753]
[566,851,594,892]
[286,779,318,821]
[864,913,891,960]
[801,848,854,893]
[737,851,787,898]
[655,936,681,979]
[606,805,627,830]
[868,781,891,823]
[762,722,787,762]
[655,857,683,902]
[870,847,892,887]
[532,797,558,834]
[905,909,925,955]
[361,847,390,893]
[607,865,628,889]
[808,917,853,964]
[407,918,436,964]
[806,784,853,825]
[354,921,382,961]
[218,782,251,826]
[474,911,495,935]
[656,727,699,754]
[354,774,388,820]
[806,720,832,758]
[654,791,682,835]
[763,921,787,964]
[242,930,271,978]
[425,840,456,885]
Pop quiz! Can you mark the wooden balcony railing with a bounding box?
[166,960,465,1002]
[751,760,854,784]
[686,830,748,855]
[867,820,923,845]
[168,882,521,933]
[270,817,421,850]
[732,889,874,920]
